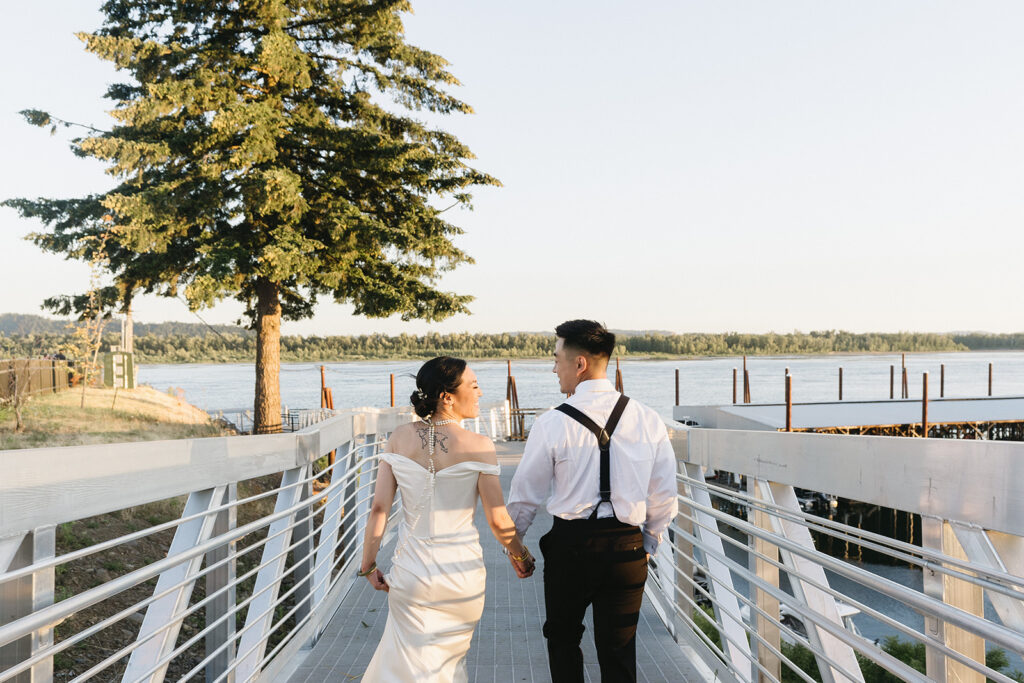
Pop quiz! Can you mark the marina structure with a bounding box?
[2,398,1024,682]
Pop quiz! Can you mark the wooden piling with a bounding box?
[615,357,624,392]
[320,365,327,409]
[921,374,929,438]
[838,367,843,401]
[674,368,679,406]
[989,363,993,396]
[940,364,945,398]
[902,366,908,399]
[741,356,749,403]
[890,365,894,400]
[922,372,929,438]
[389,373,395,407]
[732,369,737,404]
[785,374,792,432]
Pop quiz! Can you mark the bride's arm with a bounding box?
[360,458,397,590]
[476,445,534,577]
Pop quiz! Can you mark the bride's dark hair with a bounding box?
[410,356,467,419]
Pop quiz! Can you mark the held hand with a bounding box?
[508,549,535,578]
[367,568,389,592]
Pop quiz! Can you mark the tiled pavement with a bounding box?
[287,443,702,682]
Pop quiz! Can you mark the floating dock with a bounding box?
[675,396,1024,438]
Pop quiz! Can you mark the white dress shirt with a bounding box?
[507,378,679,555]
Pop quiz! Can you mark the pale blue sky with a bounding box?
[2,2,1023,335]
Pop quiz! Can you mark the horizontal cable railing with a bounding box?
[645,427,1024,683]
[0,406,418,682]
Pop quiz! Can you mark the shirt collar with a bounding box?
[574,378,615,394]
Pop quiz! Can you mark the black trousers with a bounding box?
[539,517,648,683]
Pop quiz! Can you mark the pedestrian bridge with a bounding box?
[2,406,1024,682]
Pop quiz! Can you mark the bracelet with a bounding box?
[357,562,377,577]
[504,546,531,562]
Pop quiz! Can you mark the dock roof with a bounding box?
[673,396,1024,431]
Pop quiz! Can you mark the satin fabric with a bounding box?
[362,454,500,682]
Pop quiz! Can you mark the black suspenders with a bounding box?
[555,394,630,520]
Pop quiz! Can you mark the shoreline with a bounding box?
[133,348,1024,366]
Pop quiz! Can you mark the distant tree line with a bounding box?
[4,328,1024,363]
[0,314,249,338]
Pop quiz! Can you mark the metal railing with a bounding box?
[0,406,421,682]
[215,401,514,438]
[9,406,1020,682]
[645,427,1024,683]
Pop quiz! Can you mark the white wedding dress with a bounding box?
[362,453,500,682]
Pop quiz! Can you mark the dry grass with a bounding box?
[0,385,226,450]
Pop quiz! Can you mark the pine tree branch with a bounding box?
[19,110,111,135]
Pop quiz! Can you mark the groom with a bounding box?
[508,320,678,682]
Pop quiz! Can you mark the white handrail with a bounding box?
[644,426,1024,683]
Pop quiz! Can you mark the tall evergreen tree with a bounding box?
[4,0,497,432]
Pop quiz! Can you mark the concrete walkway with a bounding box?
[287,443,702,682]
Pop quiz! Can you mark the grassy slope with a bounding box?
[0,385,224,449]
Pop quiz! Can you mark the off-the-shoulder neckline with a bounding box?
[378,452,499,474]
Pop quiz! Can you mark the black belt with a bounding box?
[551,516,639,531]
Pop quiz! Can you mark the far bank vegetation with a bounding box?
[3,324,1023,363]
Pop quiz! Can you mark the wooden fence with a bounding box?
[0,358,71,402]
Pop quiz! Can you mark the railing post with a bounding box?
[681,462,751,678]
[760,482,862,683]
[338,436,358,561]
[941,522,986,683]
[124,485,228,682]
[672,459,694,636]
[312,448,346,615]
[292,434,319,630]
[922,516,947,681]
[748,479,781,683]
[206,484,237,683]
[235,464,311,681]
[0,527,55,683]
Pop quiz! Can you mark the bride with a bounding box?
[359,356,535,682]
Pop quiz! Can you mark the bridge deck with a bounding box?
[286,442,702,682]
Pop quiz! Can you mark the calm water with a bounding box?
[139,351,1024,421]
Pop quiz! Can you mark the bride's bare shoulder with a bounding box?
[387,422,426,449]
[455,430,497,465]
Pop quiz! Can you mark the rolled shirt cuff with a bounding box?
[642,531,659,556]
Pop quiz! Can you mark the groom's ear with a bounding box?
[576,353,588,375]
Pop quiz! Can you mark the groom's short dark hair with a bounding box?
[555,320,615,359]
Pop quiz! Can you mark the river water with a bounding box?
[139,350,1024,421]
[139,350,1024,671]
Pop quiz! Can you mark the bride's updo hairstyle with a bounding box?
[410,356,467,419]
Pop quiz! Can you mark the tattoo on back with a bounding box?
[415,426,449,454]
